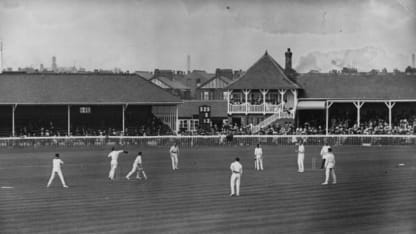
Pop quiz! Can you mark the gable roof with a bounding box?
[0,73,182,104]
[227,51,300,90]
[296,73,416,100]
[183,70,213,88]
[151,76,191,90]
[199,76,232,89]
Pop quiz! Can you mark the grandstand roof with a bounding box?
[178,100,227,118]
[296,74,416,100]
[0,73,182,105]
[226,51,300,90]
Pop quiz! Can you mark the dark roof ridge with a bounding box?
[226,51,300,89]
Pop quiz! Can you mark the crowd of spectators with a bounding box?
[11,113,416,137]
[179,116,416,136]
[15,115,173,137]
[327,117,416,135]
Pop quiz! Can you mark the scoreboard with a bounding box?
[199,105,211,131]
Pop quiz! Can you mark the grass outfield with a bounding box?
[0,145,415,233]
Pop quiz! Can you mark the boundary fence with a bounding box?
[0,135,415,149]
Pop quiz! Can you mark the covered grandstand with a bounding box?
[295,73,416,134]
[0,73,182,137]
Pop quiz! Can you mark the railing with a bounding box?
[228,103,287,114]
[265,103,282,112]
[0,135,415,149]
[228,103,246,113]
[252,113,281,133]
[248,104,263,112]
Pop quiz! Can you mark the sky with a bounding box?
[0,0,415,73]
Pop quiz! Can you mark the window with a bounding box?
[190,119,199,131]
[80,107,91,114]
[223,91,229,100]
[179,120,188,131]
[201,91,210,100]
[231,92,243,104]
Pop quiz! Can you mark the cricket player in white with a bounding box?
[322,148,336,185]
[169,143,179,170]
[320,142,330,169]
[108,147,128,180]
[47,153,68,188]
[230,157,243,196]
[254,144,263,171]
[296,140,305,173]
[126,152,147,180]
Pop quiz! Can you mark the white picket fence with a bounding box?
[0,135,415,149]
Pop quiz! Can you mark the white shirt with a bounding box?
[298,144,305,154]
[170,145,179,154]
[254,147,263,157]
[230,161,243,174]
[320,145,330,158]
[108,150,124,163]
[52,158,63,171]
[324,153,336,168]
[133,155,142,166]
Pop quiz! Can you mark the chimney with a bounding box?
[412,53,415,67]
[187,55,191,74]
[285,48,292,71]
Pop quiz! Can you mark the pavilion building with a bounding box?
[225,49,416,134]
[226,49,300,132]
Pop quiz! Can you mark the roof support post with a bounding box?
[261,89,268,115]
[290,89,298,116]
[384,101,396,131]
[279,89,286,111]
[12,104,17,137]
[67,105,71,136]
[175,105,179,134]
[122,104,127,136]
[325,101,333,135]
[353,101,364,127]
[227,89,231,114]
[243,89,250,115]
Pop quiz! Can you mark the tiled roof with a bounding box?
[0,73,182,104]
[296,73,416,100]
[152,76,191,90]
[199,76,232,89]
[227,51,300,90]
[178,100,227,118]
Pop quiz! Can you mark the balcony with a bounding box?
[228,103,294,118]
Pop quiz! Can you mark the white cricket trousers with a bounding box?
[297,153,304,172]
[109,161,118,180]
[230,173,241,196]
[126,164,137,178]
[324,168,337,183]
[170,153,178,170]
[47,170,67,187]
[255,156,263,170]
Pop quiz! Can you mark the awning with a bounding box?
[297,101,326,110]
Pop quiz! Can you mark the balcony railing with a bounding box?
[229,103,246,113]
[248,104,263,112]
[228,103,293,117]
